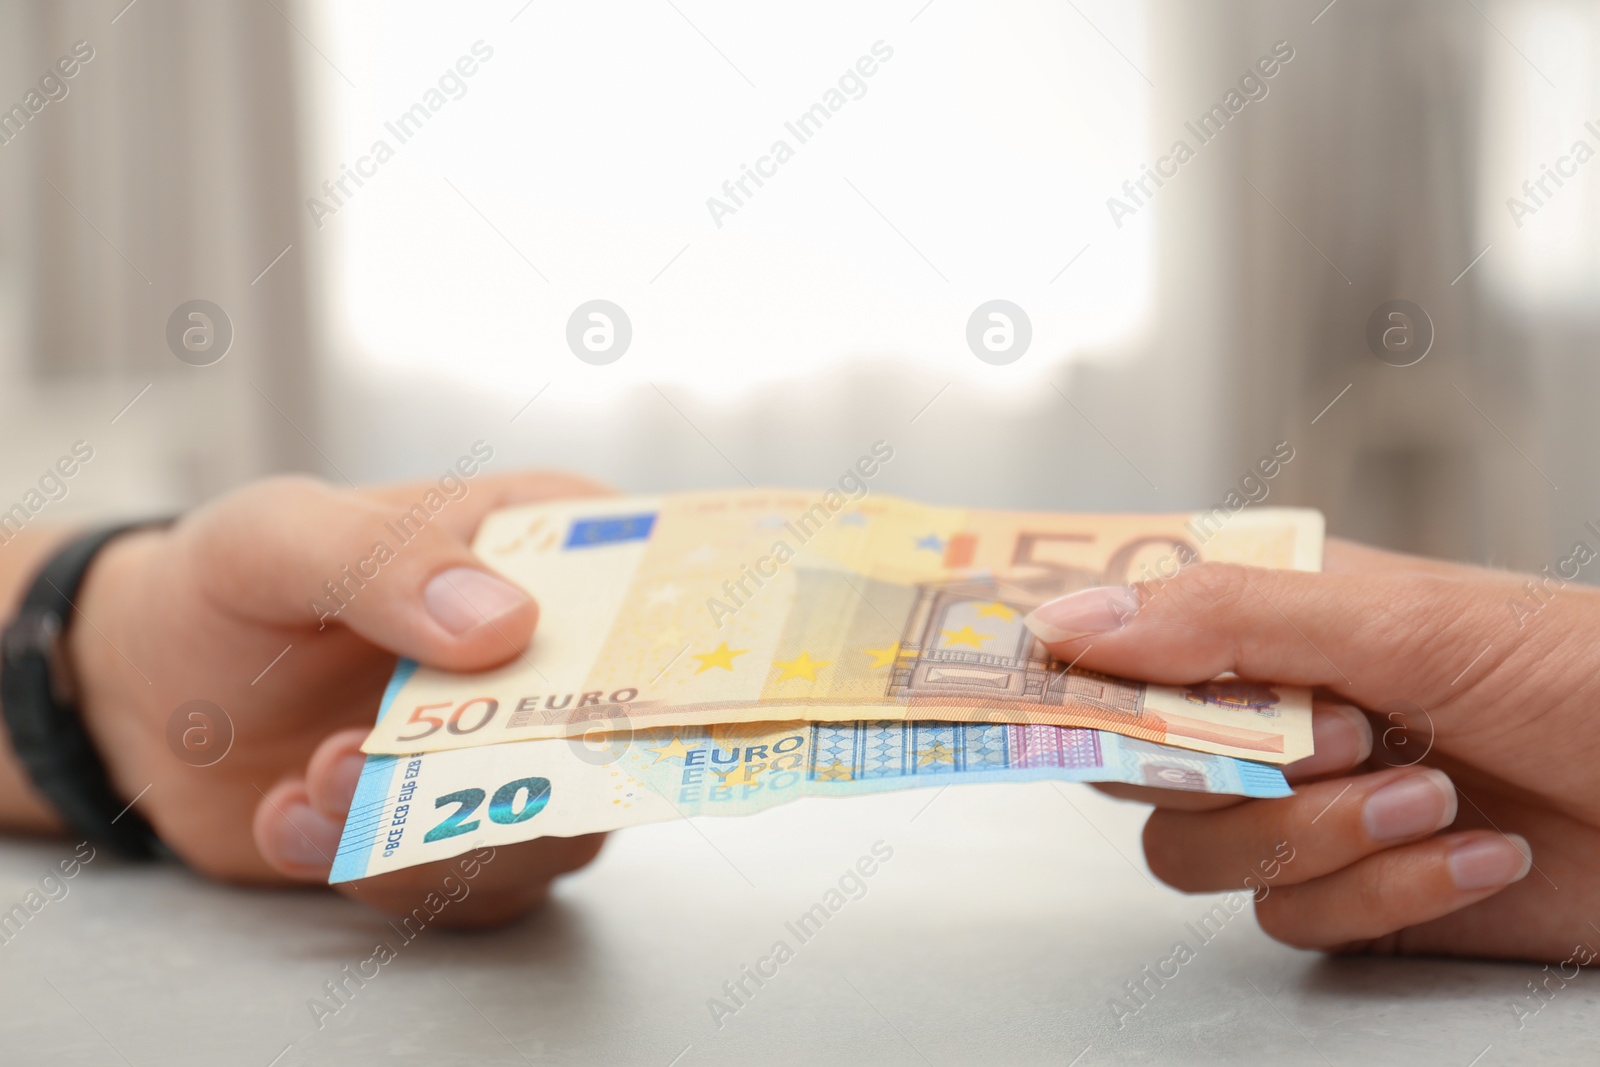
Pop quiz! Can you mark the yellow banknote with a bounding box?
[362,490,1324,763]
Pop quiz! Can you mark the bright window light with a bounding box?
[308,0,1152,398]
[1479,1,1600,307]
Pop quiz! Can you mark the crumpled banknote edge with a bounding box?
[330,664,1292,883]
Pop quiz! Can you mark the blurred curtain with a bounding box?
[0,0,317,509]
[1150,0,1556,569]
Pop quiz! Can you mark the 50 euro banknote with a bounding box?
[332,712,1291,882]
[361,491,1324,764]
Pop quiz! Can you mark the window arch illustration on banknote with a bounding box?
[1182,680,1282,718]
[886,529,1202,722]
[1116,738,1213,791]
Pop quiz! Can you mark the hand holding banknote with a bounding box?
[1027,539,1599,965]
[55,471,613,926]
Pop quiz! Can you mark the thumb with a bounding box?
[1020,561,1520,709]
[185,475,537,671]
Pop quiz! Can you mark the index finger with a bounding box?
[1020,560,1521,713]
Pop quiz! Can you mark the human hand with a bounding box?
[67,468,610,927]
[1023,539,1600,963]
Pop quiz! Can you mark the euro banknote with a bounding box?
[361,491,1324,764]
[331,717,1291,883]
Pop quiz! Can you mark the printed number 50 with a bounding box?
[422,777,552,844]
[397,698,499,743]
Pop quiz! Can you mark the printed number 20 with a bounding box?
[422,777,552,844]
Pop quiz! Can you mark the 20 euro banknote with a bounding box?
[360,491,1324,764]
[332,713,1291,882]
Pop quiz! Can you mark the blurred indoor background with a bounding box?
[1,0,1594,573]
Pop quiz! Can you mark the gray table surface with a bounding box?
[0,782,1590,1066]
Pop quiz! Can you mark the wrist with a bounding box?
[0,524,170,852]
[68,529,168,800]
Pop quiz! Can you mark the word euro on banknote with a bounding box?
[333,713,1291,882]
[361,491,1324,764]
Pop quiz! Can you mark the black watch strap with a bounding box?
[2,525,163,858]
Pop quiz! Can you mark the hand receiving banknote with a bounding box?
[1027,540,1598,963]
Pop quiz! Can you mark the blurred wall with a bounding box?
[0,0,315,521]
[1180,0,1589,573]
[1152,0,1544,566]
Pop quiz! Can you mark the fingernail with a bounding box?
[1449,833,1532,891]
[1362,768,1457,841]
[269,803,340,872]
[1023,586,1140,643]
[424,567,531,635]
[325,752,366,818]
[1285,703,1372,779]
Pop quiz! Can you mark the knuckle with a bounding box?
[1275,791,1329,846]
[1347,867,1392,923]
[1152,561,1253,619]
[189,474,355,606]
[241,473,335,513]
[1252,890,1315,947]
[194,473,329,549]
[1361,571,1494,684]
[1141,813,1206,891]
[1258,875,1389,953]
[1360,574,1440,639]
